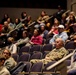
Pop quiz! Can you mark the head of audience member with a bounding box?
[27,15,31,21]
[54,18,59,26]
[69,11,75,16]
[69,15,76,23]
[3,49,11,60]
[33,29,40,37]
[0,54,6,66]
[58,5,62,11]
[58,25,64,34]
[7,17,12,23]
[4,21,9,28]
[62,13,66,19]
[15,18,20,25]
[7,37,15,45]
[21,12,27,19]
[55,38,64,49]
[22,30,28,38]
[40,25,46,32]
[41,11,47,17]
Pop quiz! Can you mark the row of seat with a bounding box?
[13,60,71,75]
[18,41,76,56]
[18,44,53,56]
[12,52,47,63]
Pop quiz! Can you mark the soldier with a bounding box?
[30,38,68,64]
[0,54,10,75]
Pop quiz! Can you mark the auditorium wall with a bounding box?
[0,8,57,22]
[67,0,76,15]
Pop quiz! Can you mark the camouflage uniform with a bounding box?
[30,47,68,64]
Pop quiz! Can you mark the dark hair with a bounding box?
[15,18,20,25]
[21,12,26,19]
[34,28,40,35]
[0,54,6,61]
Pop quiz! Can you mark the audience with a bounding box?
[0,10,76,75]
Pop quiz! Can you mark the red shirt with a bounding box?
[31,35,43,45]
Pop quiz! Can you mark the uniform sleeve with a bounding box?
[49,48,68,60]
[45,48,68,61]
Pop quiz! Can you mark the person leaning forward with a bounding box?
[30,38,68,64]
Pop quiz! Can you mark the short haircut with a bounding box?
[0,54,6,61]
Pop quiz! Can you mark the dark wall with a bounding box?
[0,0,67,9]
[0,8,57,22]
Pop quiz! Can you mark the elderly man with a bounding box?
[30,38,68,64]
[49,24,68,46]
[2,49,17,71]
[0,54,10,75]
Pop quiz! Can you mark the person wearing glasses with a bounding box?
[2,49,17,71]
[0,54,10,75]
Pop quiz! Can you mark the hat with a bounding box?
[58,25,64,29]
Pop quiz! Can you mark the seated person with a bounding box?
[26,28,43,46]
[0,54,11,75]
[48,18,59,35]
[6,37,17,54]
[1,21,12,35]
[15,30,29,46]
[37,11,49,24]
[30,38,68,64]
[2,49,17,71]
[49,25,68,46]
[40,25,48,39]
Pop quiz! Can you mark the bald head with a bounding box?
[55,38,64,49]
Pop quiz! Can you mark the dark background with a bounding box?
[0,0,67,9]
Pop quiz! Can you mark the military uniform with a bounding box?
[4,57,17,71]
[0,66,10,75]
[30,47,68,64]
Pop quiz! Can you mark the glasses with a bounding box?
[3,52,9,55]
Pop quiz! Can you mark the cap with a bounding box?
[58,25,64,29]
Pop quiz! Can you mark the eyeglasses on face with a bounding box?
[3,52,9,55]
